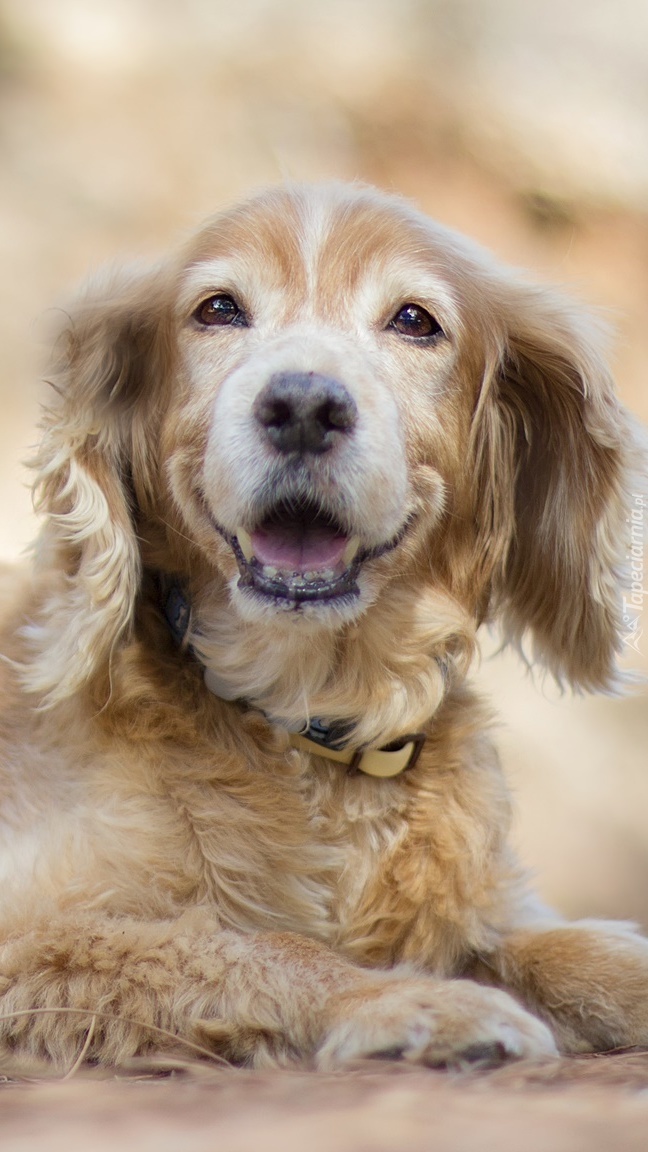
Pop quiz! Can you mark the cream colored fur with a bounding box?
[0,182,646,1070]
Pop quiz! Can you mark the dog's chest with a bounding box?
[307,770,412,934]
[184,736,509,971]
[190,756,413,952]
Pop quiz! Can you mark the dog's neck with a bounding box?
[159,574,474,753]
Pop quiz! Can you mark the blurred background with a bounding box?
[0,0,646,923]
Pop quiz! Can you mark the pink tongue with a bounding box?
[250,526,349,571]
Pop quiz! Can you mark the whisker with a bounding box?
[156,516,197,547]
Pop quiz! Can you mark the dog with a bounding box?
[0,181,646,1070]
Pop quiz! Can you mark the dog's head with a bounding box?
[26,183,640,717]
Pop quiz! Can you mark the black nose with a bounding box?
[253,372,357,455]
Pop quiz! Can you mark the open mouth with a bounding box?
[228,498,363,605]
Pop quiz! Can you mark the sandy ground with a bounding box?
[4,1056,648,1151]
[0,1,646,1143]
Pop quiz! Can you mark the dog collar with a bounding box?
[289,727,426,778]
[158,576,426,779]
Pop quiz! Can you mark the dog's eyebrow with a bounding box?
[386,277,460,327]
[177,260,246,311]
[355,268,461,336]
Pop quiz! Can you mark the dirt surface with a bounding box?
[3,1056,648,1152]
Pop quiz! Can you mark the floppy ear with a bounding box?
[22,263,172,705]
[471,285,641,691]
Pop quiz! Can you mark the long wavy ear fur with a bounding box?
[472,285,643,691]
[23,263,171,705]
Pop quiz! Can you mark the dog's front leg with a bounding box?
[476,921,648,1053]
[0,910,556,1069]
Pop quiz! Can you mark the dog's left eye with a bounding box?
[389,304,444,341]
[193,294,247,327]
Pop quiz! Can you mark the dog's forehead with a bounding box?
[179,185,470,321]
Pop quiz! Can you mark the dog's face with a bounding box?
[166,185,476,627]
[28,183,638,708]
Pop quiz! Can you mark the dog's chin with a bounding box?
[229,571,375,629]
[214,497,408,627]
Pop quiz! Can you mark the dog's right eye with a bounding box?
[193,294,247,327]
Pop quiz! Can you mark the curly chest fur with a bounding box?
[136,720,517,975]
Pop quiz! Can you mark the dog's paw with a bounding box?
[317,977,557,1070]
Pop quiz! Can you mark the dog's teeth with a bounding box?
[291,575,307,587]
[342,537,361,566]
[322,569,336,581]
[236,528,254,562]
[304,571,320,583]
[262,565,278,579]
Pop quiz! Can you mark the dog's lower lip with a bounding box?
[237,557,361,603]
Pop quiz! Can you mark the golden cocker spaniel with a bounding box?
[0,182,646,1070]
